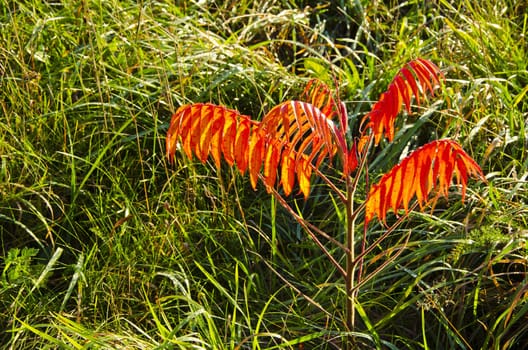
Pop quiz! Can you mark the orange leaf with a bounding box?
[261,100,339,196]
[388,161,404,213]
[197,104,215,162]
[234,118,251,174]
[281,150,296,196]
[222,110,237,166]
[302,79,338,121]
[400,156,416,213]
[296,156,312,199]
[263,140,282,189]
[166,103,254,170]
[183,105,200,160]
[248,128,266,190]
[166,104,190,161]
[209,107,225,168]
[365,139,484,225]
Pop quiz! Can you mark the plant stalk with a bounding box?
[343,134,370,349]
[345,175,356,349]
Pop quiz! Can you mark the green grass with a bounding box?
[1,0,527,349]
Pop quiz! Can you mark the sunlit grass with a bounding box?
[1,0,527,349]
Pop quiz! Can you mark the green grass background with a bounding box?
[1,0,527,348]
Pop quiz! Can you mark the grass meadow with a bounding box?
[1,0,527,348]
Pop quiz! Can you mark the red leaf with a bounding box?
[400,156,416,212]
[222,110,237,166]
[345,142,358,176]
[401,67,421,107]
[234,118,251,174]
[249,128,266,189]
[365,139,485,225]
[411,59,442,94]
[209,108,225,168]
[394,74,412,113]
[198,104,215,162]
[362,59,444,145]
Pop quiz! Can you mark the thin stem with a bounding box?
[353,230,411,293]
[353,201,419,266]
[313,165,347,203]
[343,133,372,349]
[354,133,372,282]
[345,174,356,349]
[263,177,347,278]
[265,179,348,252]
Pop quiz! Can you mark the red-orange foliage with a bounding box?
[364,139,485,224]
[361,59,444,145]
[166,97,340,198]
[166,59,484,224]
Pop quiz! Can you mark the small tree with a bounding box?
[166,59,485,348]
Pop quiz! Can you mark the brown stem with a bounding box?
[343,134,374,349]
[312,166,347,203]
[263,178,347,278]
[353,230,412,293]
[345,175,356,349]
[353,201,419,266]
